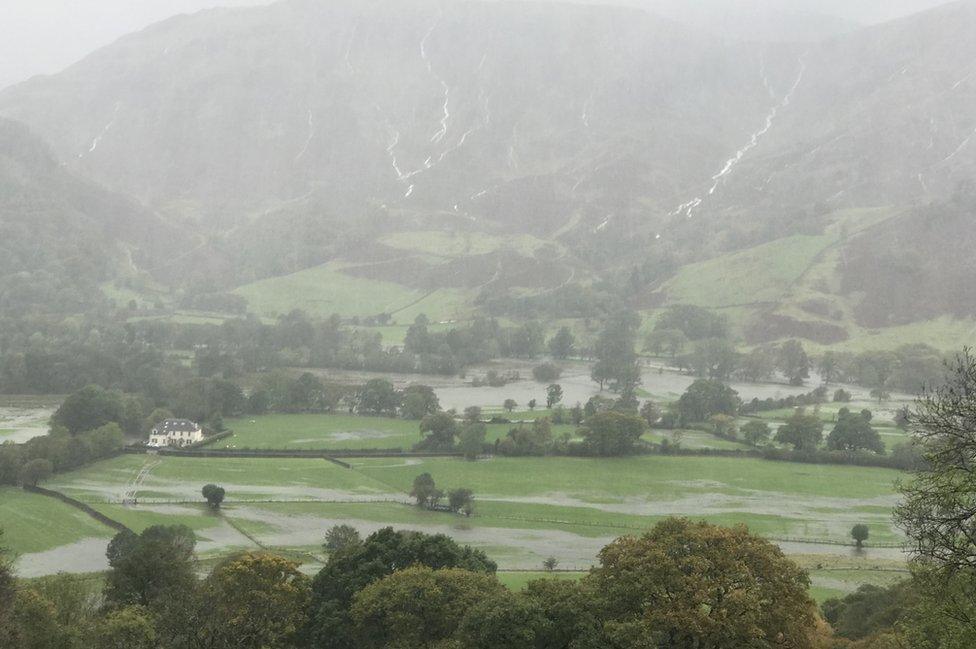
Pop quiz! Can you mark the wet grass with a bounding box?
[0,488,115,555]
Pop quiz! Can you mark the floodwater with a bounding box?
[0,399,58,443]
[308,359,883,412]
[14,537,110,577]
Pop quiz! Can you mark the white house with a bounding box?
[147,419,204,448]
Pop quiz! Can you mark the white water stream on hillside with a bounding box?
[669,59,806,219]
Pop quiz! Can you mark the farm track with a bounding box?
[121,457,161,504]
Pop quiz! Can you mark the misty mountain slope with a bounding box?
[0,0,974,338]
[0,0,789,236]
[0,118,190,312]
[702,0,976,215]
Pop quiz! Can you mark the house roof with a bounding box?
[155,419,201,433]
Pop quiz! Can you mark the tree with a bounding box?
[546,384,563,409]
[527,399,537,411]
[399,384,439,420]
[350,566,504,648]
[307,528,496,649]
[644,328,689,359]
[356,379,399,416]
[456,590,546,649]
[458,423,487,460]
[654,305,729,341]
[639,401,660,427]
[104,525,197,607]
[579,411,646,456]
[542,556,559,572]
[548,327,575,359]
[448,488,474,515]
[676,379,740,424]
[819,351,841,385]
[51,384,124,434]
[204,552,311,649]
[774,409,824,451]
[709,414,737,439]
[741,420,771,446]
[324,525,361,553]
[778,340,811,386]
[827,409,884,454]
[833,388,852,403]
[685,337,738,381]
[736,347,776,383]
[591,310,641,393]
[410,473,439,508]
[533,362,561,383]
[503,399,518,413]
[895,350,976,571]
[415,412,457,451]
[92,606,157,649]
[18,458,52,487]
[201,483,225,509]
[851,524,869,549]
[463,405,482,423]
[590,518,817,649]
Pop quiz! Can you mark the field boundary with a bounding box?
[23,485,131,534]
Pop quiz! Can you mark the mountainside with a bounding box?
[0,0,974,343]
[0,118,190,313]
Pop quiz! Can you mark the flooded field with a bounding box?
[0,395,60,443]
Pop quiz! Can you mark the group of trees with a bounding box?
[410,474,475,515]
[2,519,830,649]
[0,421,123,486]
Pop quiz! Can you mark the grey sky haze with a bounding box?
[0,0,954,91]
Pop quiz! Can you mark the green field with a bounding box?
[234,261,473,321]
[220,414,576,451]
[10,448,907,586]
[0,488,115,556]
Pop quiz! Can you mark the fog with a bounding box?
[0,0,952,90]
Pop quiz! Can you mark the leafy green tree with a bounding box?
[542,557,559,572]
[851,524,870,548]
[51,384,124,434]
[896,350,976,571]
[204,552,311,649]
[546,384,563,409]
[527,399,537,411]
[591,311,641,393]
[676,379,740,424]
[821,581,915,641]
[709,414,737,439]
[458,423,487,461]
[356,379,399,416]
[579,411,646,456]
[410,473,439,508]
[92,606,157,649]
[415,412,458,451]
[448,488,474,515]
[833,388,852,403]
[774,409,824,451]
[104,525,197,607]
[457,589,546,649]
[548,327,575,359]
[0,588,69,649]
[522,579,601,649]
[639,401,660,427]
[201,484,226,509]
[509,322,546,359]
[827,409,884,453]
[644,328,689,359]
[18,458,52,487]
[685,337,739,381]
[306,528,495,649]
[324,525,361,553]
[350,566,504,648]
[503,399,518,413]
[742,420,771,446]
[589,518,817,649]
[463,405,482,422]
[532,362,561,383]
[819,351,841,385]
[654,305,729,341]
[399,384,439,420]
[777,340,811,386]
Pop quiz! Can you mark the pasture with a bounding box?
[16,452,906,580]
[219,413,577,450]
